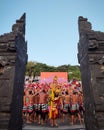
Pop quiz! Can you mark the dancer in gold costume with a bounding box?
[48,76,59,127]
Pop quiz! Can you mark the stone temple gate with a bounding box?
[0,14,27,130]
[0,14,104,130]
[78,17,104,130]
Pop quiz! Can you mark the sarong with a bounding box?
[63,103,69,113]
[70,103,79,114]
[51,107,58,119]
[23,105,27,113]
[38,104,48,113]
[33,104,38,112]
[27,104,33,113]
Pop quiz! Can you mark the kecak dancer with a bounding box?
[33,87,40,123]
[70,90,82,125]
[62,90,71,122]
[38,89,48,125]
[23,87,34,124]
[22,90,27,122]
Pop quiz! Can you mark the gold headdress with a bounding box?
[53,75,58,81]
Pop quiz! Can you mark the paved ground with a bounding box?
[23,124,85,130]
[22,118,85,130]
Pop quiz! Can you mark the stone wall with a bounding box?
[0,13,27,130]
[78,17,104,130]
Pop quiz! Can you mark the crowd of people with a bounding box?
[22,76,84,127]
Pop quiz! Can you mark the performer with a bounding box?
[62,90,71,123]
[33,88,40,123]
[24,88,32,124]
[38,89,48,125]
[78,91,85,123]
[27,89,34,123]
[22,91,27,123]
[49,76,59,127]
[70,90,82,125]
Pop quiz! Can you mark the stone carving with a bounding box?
[0,56,15,66]
[0,41,15,52]
[88,40,98,50]
[89,55,104,64]
[78,16,104,130]
[0,13,27,130]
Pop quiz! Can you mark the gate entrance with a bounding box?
[2,14,104,130]
[0,13,84,130]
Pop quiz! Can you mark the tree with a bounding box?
[25,61,81,81]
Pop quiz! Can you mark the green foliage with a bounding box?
[25,61,81,81]
[68,65,81,81]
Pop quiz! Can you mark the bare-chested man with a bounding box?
[38,89,48,125]
[70,90,82,125]
[25,88,34,123]
[23,90,27,123]
[33,88,40,123]
[62,90,71,122]
[24,88,30,123]
[78,91,84,123]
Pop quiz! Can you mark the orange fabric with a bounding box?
[40,72,68,82]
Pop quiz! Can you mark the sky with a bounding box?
[0,0,104,67]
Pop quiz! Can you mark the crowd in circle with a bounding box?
[23,76,84,127]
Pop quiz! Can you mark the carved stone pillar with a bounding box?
[0,13,27,130]
[78,16,104,130]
